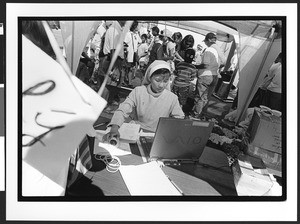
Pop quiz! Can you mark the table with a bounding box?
[66,137,238,197]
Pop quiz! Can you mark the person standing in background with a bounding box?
[148,29,164,66]
[123,21,141,86]
[161,29,176,72]
[90,21,113,84]
[193,32,220,118]
[175,34,195,66]
[137,34,149,69]
[194,44,203,65]
[172,32,183,64]
[148,26,160,51]
[100,21,126,100]
[261,53,282,111]
[172,48,197,114]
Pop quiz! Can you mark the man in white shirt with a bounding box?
[99,21,126,99]
[193,32,220,117]
[103,21,126,60]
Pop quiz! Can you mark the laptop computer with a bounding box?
[140,117,214,163]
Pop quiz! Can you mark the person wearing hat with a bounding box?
[193,32,221,118]
[160,29,176,76]
[103,60,184,140]
[194,44,204,65]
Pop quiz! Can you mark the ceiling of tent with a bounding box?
[217,20,282,38]
[154,20,237,42]
[146,20,282,42]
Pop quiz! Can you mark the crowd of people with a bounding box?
[77,20,229,120]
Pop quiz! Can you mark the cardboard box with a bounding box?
[246,144,282,176]
[247,108,281,154]
[232,154,274,196]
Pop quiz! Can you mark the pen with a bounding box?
[166,176,185,196]
[94,122,108,128]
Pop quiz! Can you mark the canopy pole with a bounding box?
[236,29,278,124]
[223,38,236,71]
[98,21,133,97]
[71,21,75,74]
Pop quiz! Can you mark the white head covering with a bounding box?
[142,60,171,86]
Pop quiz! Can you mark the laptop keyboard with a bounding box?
[139,136,154,157]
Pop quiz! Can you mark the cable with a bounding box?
[94,154,121,173]
[197,162,231,174]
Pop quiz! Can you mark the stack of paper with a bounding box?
[119,161,182,196]
[119,123,140,142]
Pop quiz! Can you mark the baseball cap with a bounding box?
[204,32,217,42]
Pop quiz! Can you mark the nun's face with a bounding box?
[150,73,170,93]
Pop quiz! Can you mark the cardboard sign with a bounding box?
[22,35,106,196]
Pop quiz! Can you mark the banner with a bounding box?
[60,21,100,74]
[22,35,106,196]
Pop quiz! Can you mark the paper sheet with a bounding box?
[96,142,131,156]
[139,130,155,137]
[119,161,182,196]
[119,123,140,142]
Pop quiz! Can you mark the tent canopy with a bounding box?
[149,20,281,43]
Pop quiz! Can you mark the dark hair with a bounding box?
[151,26,159,34]
[130,20,139,32]
[181,34,195,49]
[184,48,195,63]
[151,68,170,78]
[172,32,182,41]
[22,21,56,59]
[141,34,148,39]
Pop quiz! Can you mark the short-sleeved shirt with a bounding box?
[211,43,226,65]
[198,46,219,77]
[137,42,149,58]
[103,21,124,59]
[165,41,176,57]
[124,31,141,62]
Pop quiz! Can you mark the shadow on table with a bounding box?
[167,163,237,196]
[163,147,238,196]
[65,174,105,198]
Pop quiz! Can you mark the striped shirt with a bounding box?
[173,61,197,87]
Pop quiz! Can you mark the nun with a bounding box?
[104,60,184,140]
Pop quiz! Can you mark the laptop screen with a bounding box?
[148,117,214,161]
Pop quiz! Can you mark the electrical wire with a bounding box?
[94,154,121,173]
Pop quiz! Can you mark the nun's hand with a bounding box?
[102,125,120,143]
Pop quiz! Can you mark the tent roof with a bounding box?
[150,20,281,42]
[217,20,282,38]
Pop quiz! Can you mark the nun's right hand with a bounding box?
[102,125,120,143]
